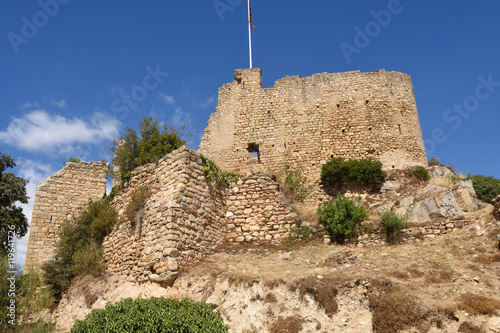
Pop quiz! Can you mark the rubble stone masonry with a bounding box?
[24,161,108,270]
[199,68,427,180]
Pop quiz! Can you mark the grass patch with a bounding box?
[269,315,304,333]
[457,292,500,315]
[294,276,339,317]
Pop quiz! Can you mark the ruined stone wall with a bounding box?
[24,162,108,270]
[103,146,227,283]
[225,172,297,243]
[199,68,427,180]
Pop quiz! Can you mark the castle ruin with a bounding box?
[24,68,428,272]
[199,68,427,179]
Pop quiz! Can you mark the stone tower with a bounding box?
[199,68,427,179]
[24,161,108,270]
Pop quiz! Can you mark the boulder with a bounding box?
[429,166,454,179]
[493,195,500,221]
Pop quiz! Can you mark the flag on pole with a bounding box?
[249,1,255,31]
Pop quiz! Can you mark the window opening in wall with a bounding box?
[50,215,56,223]
[242,83,245,89]
[365,100,369,104]
[337,104,340,108]
[342,129,345,133]
[398,124,402,134]
[368,127,372,131]
[247,143,260,163]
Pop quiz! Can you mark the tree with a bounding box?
[0,152,28,255]
[110,117,188,182]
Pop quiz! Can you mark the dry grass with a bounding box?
[457,292,500,315]
[269,315,305,333]
[294,276,339,317]
[458,321,484,333]
[430,177,455,188]
[369,290,430,333]
[292,203,319,225]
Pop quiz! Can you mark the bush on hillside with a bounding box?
[468,175,500,202]
[379,211,407,243]
[428,156,440,166]
[71,297,228,333]
[317,195,368,243]
[110,116,189,183]
[42,200,117,298]
[320,157,386,188]
[407,165,430,180]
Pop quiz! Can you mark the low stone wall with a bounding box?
[103,147,227,283]
[225,173,297,243]
[324,217,470,246]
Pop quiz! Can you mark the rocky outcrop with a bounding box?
[493,195,500,221]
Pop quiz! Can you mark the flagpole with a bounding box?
[248,0,253,68]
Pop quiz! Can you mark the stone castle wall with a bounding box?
[225,173,297,243]
[103,147,228,283]
[24,161,108,270]
[199,68,427,180]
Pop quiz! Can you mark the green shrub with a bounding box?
[468,175,500,202]
[124,186,151,229]
[317,196,368,243]
[42,200,117,298]
[407,165,430,180]
[320,157,386,188]
[68,157,81,163]
[110,117,189,183]
[281,160,311,202]
[379,211,407,243]
[200,154,238,186]
[17,267,54,322]
[71,297,228,333]
[428,156,440,166]
[104,185,121,204]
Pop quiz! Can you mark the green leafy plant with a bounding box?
[428,156,440,166]
[320,157,386,188]
[0,152,29,255]
[110,116,189,183]
[104,185,121,204]
[71,297,228,333]
[200,154,238,186]
[42,200,118,299]
[68,157,81,163]
[407,166,430,180]
[281,156,311,202]
[468,174,500,202]
[317,195,368,243]
[124,186,151,230]
[379,211,407,243]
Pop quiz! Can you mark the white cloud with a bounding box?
[159,93,175,105]
[50,99,67,108]
[20,101,40,109]
[199,95,216,110]
[0,110,121,155]
[15,159,54,271]
[170,107,191,128]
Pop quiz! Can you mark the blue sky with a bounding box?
[1,1,499,268]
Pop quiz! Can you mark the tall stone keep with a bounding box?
[199,68,427,179]
[24,161,108,270]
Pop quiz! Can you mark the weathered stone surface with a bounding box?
[429,166,454,179]
[199,68,427,180]
[25,161,109,270]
